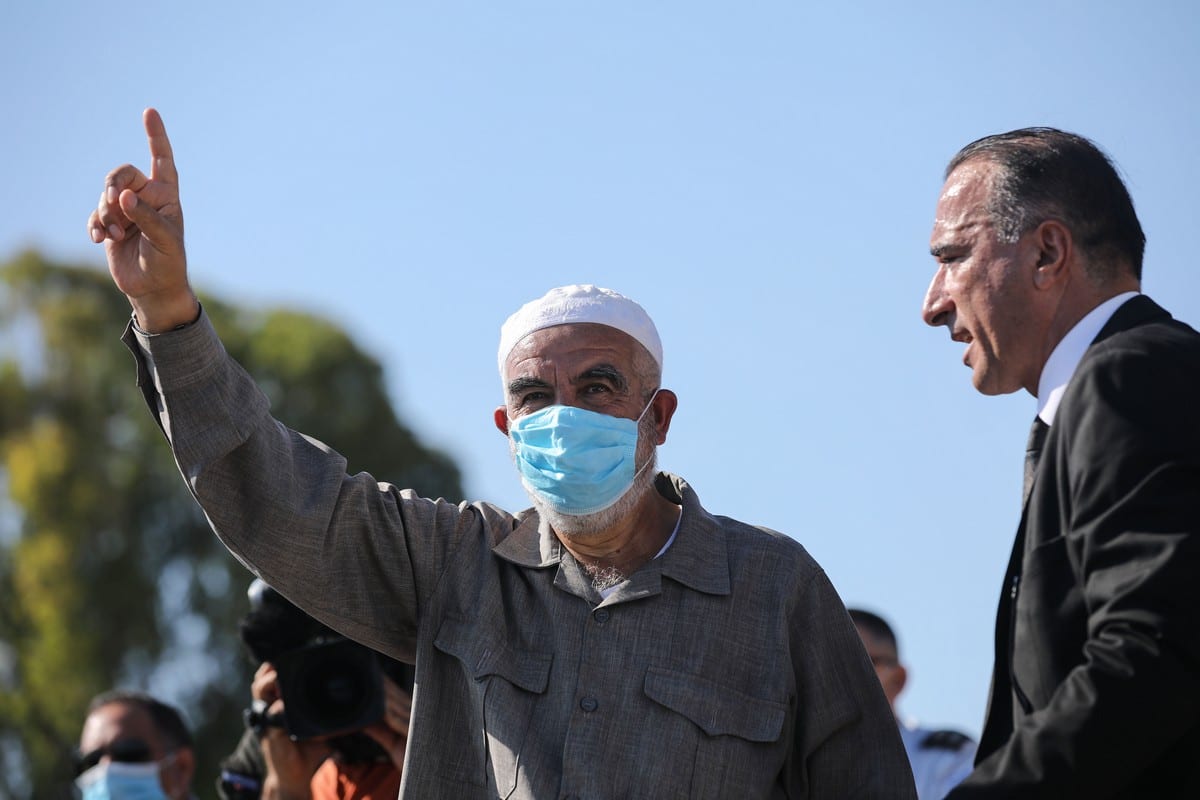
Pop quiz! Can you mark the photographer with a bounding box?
[219,579,413,800]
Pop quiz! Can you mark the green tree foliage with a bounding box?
[0,251,463,799]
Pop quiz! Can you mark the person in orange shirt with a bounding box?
[218,579,412,800]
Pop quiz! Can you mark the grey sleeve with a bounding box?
[121,311,483,662]
[786,569,918,798]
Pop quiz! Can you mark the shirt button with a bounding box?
[579,696,599,712]
[593,608,610,624]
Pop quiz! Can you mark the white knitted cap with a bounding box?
[498,285,663,377]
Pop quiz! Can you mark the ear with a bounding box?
[883,664,908,706]
[1030,219,1073,290]
[649,390,679,445]
[162,746,195,800]
[493,406,510,436]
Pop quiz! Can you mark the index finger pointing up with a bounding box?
[143,107,178,184]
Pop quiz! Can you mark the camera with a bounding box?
[272,636,384,740]
[241,578,389,743]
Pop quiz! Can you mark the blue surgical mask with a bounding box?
[509,394,657,516]
[75,760,169,800]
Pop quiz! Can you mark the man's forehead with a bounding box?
[932,163,994,239]
[941,160,994,204]
[931,207,988,242]
[505,323,640,375]
[854,626,897,656]
[80,702,158,749]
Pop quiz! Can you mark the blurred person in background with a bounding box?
[218,578,412,800]
[849,608,975,799]
[76,690,196,800]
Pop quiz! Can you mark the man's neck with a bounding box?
[557,489,680,577]
[1035,289,1140,422]
[1027,270,1140,397]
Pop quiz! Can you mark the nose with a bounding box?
[922,266,953,328]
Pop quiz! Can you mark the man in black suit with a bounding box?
[922,128,1200,798]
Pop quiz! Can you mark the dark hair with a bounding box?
[87,690,193,751]
[947,127,1145,281]
[847,608,898,656]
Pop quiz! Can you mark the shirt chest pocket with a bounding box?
[434,616,553,798]
[643,666,788,799]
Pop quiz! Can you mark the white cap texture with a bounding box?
[498,284,663,377]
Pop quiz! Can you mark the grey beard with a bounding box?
[537,447,657,540]
[582,563,626,592]
[510,413,659,541]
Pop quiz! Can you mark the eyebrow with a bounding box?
[929,241,965,259]
[507,376,552,397]
[578,364,628,392]
[505,364,630,399]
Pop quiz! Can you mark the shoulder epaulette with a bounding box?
[920,729,973,750]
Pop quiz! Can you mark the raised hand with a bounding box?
[88,108,198,332]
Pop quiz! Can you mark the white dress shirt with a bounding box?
[1036,292,1140,425]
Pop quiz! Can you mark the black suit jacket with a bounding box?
[949,295,1200,798]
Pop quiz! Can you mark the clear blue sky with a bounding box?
[4,1,1198,738]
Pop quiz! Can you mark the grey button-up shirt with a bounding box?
[125,311,915,799]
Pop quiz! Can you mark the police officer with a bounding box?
[849,609,976,800]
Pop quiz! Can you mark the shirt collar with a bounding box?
[653,473,731,596]
[1036,291,1139,425]
[492,472,731,596]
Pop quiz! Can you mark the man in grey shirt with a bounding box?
[89,108,915,799]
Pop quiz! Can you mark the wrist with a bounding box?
[129,288,200,333]
[244,699,288,738]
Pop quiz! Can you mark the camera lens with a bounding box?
[301,657,372,726]
[275,638,384,739]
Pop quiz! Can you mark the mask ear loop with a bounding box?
[634,388,661,424]
[630,388,662,479]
